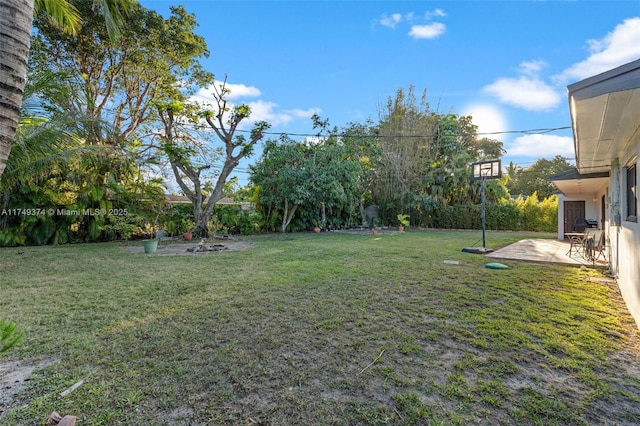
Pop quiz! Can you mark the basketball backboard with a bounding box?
[471,159,502,180]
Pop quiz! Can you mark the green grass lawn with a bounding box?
[1,230,639,425]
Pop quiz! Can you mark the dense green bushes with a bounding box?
[406,193,557,232]
[0,193,558,246]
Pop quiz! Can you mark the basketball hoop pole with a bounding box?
[481,175,486,249]
[463,159,501,254]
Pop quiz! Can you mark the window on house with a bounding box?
[626,163,637,222]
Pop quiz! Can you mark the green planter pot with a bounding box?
[143,239,158,254]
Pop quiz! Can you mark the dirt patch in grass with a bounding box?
[0,358,59,415]
[126,240,256,256]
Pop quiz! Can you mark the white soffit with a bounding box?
[569,60,640,174]
[553,176,609,196]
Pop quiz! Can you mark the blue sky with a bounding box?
[140,1,640,185]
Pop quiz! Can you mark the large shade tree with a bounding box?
[0,0,133,179]
[250,134,362,233]
[29,2,212,236]
[507,155,573,199]
[153,80,270,236]
[369,86,508,226]
[30,2,210,147]
[0,65,156,245]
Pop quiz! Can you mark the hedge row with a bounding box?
[413,194,558,232]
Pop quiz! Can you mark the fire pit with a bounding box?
[187,240,228,253]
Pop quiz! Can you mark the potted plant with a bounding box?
[397,214,410,232]
[372,217,381,235]
[142,238,158,254]
[178,219,195,241]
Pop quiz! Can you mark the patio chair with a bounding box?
[584,229,601,261]
[566,232,587,257]
[592,231,607,265]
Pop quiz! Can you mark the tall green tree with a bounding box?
[250,134,362,233]
[470,136,506,161]
[251,138,311,233]
[153,78,270,237]
[376,86,437,204]
[507,155,573,199]
[29,3,213,236]
[30,2,211,146]
[372,86,510,225]
[0,0,133,180]
[334,119,381,224]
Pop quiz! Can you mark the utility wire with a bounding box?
[172,119,572,139]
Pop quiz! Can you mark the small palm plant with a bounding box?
[1,320,23,354]
[397,214,410,229]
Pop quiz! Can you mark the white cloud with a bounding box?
[409,22,446,39]
[425,9,446,19]
[287,107,322,119]
[380,13,402,29]
[378,9,447,38]
[246,100,321,127]
[460,104,508,142]
[483,76,561,111]
[518,59,546,77]
[507,134,575,158]
[556,17,640,82]
[190,88,214,106]
[190,82,261,105]
[222,83,262,99]
[188,82,319,128]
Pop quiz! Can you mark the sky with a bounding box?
[139,0,640,187]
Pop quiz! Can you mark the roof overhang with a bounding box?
[568,59,640,174]
[550,169,609,196]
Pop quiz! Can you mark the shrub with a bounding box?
[409,195,557,232]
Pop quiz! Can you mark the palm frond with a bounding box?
[34,0,81,35]
[95,0,135,41]
[1,69,125,189]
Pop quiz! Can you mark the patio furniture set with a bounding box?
[566,228,607,265]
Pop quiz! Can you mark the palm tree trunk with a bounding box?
[0,0,34,180]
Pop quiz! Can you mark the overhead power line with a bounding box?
[222,126,573,139]
[173,120,572,139]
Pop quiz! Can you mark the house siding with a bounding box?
[611,145,640,328]
[562,60,640,327]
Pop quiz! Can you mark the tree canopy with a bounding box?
[506,155,574,200]
[250,132,362,233]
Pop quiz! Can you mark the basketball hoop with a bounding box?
[471,159,502,180]
[463,159,502,254]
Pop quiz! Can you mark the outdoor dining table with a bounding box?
[566,232,589,258]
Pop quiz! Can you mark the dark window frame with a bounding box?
[626,163,637,222]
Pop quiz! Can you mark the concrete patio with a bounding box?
[485,238,608,268]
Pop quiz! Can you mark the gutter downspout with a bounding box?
[609,158,620,278]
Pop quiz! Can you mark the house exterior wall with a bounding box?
[609,144,640,328]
